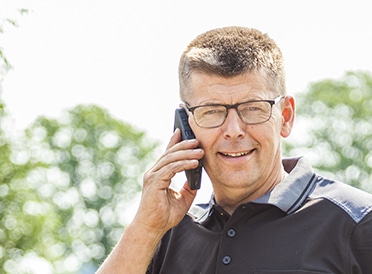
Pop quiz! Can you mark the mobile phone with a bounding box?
[174,108,202,190]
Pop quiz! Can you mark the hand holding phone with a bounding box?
[174,108,203,190]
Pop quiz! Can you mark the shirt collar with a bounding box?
[188,157,318,222]
[253,157,317,214]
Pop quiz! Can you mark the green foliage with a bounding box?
[283,71,372,191]
[0,105,158,273]
[0,114,50,272]
[0,7,158,273]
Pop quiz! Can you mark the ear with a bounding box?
[280,96,295,138]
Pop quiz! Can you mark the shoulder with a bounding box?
[310,176,372,223]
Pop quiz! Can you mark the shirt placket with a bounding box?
[215,204,254,273]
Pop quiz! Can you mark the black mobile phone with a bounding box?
[174,108,202,190]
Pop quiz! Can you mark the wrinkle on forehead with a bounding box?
[188,72,274,105]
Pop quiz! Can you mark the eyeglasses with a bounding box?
[186,95,284,128]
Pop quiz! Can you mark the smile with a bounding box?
[221,151,252,158]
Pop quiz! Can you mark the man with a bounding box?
[97,26,372,273]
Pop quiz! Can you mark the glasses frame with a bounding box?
[186,95,284,128]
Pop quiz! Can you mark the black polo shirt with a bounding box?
[147,157,372,273]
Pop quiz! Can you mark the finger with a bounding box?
[166,128,201,153]
[151,147,203,175]
[179,181,198,202]
[166,128,182,150]
[146,158,201,190]
[151,136,201,173]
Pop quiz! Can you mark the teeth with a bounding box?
[223,151,249,157]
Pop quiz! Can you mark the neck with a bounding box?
[213,169,287,215]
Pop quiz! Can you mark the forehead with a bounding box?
[187,72,275,105]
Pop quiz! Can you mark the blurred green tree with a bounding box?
[1,8,51,274]
[1,8,159,273]
[13,105,158,273]
[283,71,372,192]
[1,103,158,273]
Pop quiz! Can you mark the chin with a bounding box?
[215,172,255,188]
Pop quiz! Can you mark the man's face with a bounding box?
[186,72,294,205]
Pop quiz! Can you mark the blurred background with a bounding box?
[0,0,371,273]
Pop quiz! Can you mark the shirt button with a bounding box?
[227,228,236,238]
[222,255,232,265]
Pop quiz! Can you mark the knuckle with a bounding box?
[143,170,156,183]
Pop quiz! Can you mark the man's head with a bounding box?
[179,26,286,102]
[177,26,294,210]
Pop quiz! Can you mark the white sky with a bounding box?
[1,0,372,204]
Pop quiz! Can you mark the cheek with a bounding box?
[266,125,283,152]
[189,116,216,148]
[194,130,218,150]
[252,123,281,149]
[265,110,284,135]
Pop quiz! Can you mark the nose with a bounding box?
[222,109,246,139]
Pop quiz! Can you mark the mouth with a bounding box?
[220,150,254,158]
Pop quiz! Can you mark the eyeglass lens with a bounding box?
[193,101,273,128]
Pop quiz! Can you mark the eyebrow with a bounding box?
[186,96,271,108]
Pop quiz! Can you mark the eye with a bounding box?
[247,106,262,111]
[240,103,264,112]
[199,106,225,116]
